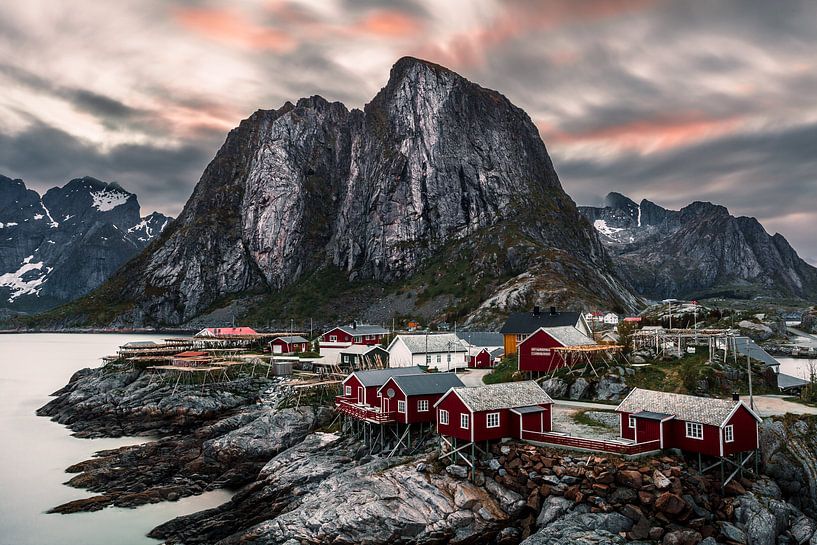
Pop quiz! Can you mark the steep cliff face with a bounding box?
[0,176,171,312]
[59,57,638,326]
[579,193,817,300]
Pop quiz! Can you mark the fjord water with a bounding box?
[0,333,233,545]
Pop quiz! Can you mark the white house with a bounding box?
[603,313,620,325]
[386,333,470,371]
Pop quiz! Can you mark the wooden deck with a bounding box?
[521,430,661,456]
[335,397,396,424]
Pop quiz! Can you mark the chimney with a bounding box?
[732,392,740,401]
[533,306,541,317]
[550,306,557,316]
[352,320,357,330]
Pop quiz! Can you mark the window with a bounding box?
[397,400,406,413]
[344,385,351,396]
[426,354,431,364]
[418,400,429,412]
[486,412,500,428]
[447,354,451,363]
[460,413,470,429]
[628,416,636,429]
[329,335,337,342]
[724,425,734,443]
[436,354,441,363]
[439,409,449,425]
[686,422,704,440]
[515,334,526,343]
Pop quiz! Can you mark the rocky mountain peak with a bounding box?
[52,58,639,327]
[604,192,637,210]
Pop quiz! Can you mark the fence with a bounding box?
[521,430,661,455]
[335,397,396,423]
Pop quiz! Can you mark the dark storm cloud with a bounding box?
[0,120,219,214]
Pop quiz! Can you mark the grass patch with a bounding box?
[483,357,522,384]
[572,409,615,428]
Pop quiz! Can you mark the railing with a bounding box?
[334,397,396,423]
[521,430,661,455]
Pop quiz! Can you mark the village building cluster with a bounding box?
[109,304,770,485]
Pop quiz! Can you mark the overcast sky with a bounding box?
[1,0,815,263]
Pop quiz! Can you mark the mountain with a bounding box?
[43,57,639,328]
[579,192,817,300]
[0,175,172,313]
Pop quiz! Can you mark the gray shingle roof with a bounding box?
[396,333,468,354]
[500,311,581,334]
[381,373,465,396]
[777,373,809,390]
[447,381,553,412]
[456,331,503,347]
[350,366,424,387]
[734,337,779,368]
[510,405,546,415]
[617,388,754,427]
[536,326,595,347]
[277,336,308,343]
[336,324,389,336]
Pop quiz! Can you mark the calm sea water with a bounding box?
[0,333,233,545]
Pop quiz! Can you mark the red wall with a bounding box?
[722,406,759,455]
[323,328,384,346]
[620,412,635,440]
[635,418,661,443]
[380,377,440,424]
[271,339,307,353]
[342,375,365,403]
[436,393,472,442]
[519,408,551,434]
[663,420,722,457]
[518,329,566,373]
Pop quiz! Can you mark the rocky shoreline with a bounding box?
[38,365,817,545]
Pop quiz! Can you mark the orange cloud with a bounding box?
[356,10,423,37]
[414,0,656,69]
[541,113,743,152]
[174,7,296,52]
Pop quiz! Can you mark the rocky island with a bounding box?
[37,357,817,545]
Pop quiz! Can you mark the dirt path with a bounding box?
[752,395,817,416]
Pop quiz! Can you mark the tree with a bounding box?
[617,320,638,355]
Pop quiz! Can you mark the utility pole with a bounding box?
[747,355,754,411]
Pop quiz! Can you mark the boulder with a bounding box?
[653,470,672,490]
[536,496,573,527]
[617,470,643,489]
[662,529,702,545]
[719,521,747,544]
[595,376,628,401]
[446,464,469,479]
[655,492,687,515]
[790,515,817,545]
[568,378,590,400]
[540,378,568,399]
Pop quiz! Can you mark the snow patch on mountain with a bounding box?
[0,256,52,301]
[91,188,131,211]
[593,219,623,237]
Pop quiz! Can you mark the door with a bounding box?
[273,344,283,354]
[358,386,365,404]
[381,396,389,414]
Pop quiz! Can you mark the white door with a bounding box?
[273,344,283,354]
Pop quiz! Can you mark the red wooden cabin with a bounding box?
[616,388,761,457]
[335,367,423,423]
[469,347,502,369]
[320,323,389,347]
[517,326,595,373]
[377,373,465,424]
[270,335,309,354]
[434,381,553,443]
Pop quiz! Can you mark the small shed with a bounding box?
[434,381,553,443]
[517,326,596,373]
[270,335,309,354]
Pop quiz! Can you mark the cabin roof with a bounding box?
[446,381,553,412]
[455,331,503,347]
[331,324,389,336]
[340,344,384,355]
[617,388,759,427]
[348,366,424,387]
[633,410,673,421]
[541,326,595,347]
[276,335,308,343]
[395,333,468,354]
[500,311,581,334]
[510,405,546,415]
[380,372,465,396]
[733,336,779,368]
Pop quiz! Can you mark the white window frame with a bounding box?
[628,416,636,429]
[426,354,431,364]
[418,399,429,412]
[724,425,734,443]
[439,409,449,425]
[486,412,500,428]
[329,335,337,342]
[685,421,704,440]
[436,354,441,363]
[344,385,351,396]
[515,334,525,342]
[397,400,406,413]
[460,413,469,429]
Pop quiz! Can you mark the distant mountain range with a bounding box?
[0,175,171,313]
[579,193,817,301]
[36,57,640,328]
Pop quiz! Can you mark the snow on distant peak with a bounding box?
[91,187,131,211]
[593,219,624,237]
[0,256,52,301]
